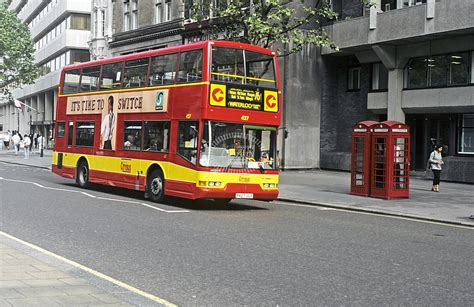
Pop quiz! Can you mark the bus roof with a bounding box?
[62,40,276,72]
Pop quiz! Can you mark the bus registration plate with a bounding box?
[236,193,253,199]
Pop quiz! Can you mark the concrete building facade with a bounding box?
[322,0,474,183]
[0,0,91,145]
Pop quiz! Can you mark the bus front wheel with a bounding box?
[76,161,89,188]
[147,169,165,203]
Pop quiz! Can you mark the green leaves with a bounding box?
[0,3,38,98]
[189,0,358,56]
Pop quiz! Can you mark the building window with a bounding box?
[101,10,106,37]
[406,52,472,89]
[449,53,469,85]
[70,50,90,64]
[347,67,361,91]
[131,0,138,29]
[406,57,428,89]
[458,114,474,155]
[69,14,91,30]
[371,63,388,91]
[75,121,95,147]
[144,121,170,152]
[123,121,142,150]
[428,55,448,87]
[155,1,162,23]
[124,1,131,31]
[164,0,171,21]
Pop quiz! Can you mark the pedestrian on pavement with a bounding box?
[37,133,45,157]
[29,133,34,152]
[429,145,444,192]
[3,130,11,150]
[23,134,31,159]
[33,132,38,150]
[11,132,21,155]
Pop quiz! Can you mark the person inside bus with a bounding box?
[124,134,135,149]
[101,95,115,150]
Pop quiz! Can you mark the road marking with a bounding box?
[0,231,176,307]
[0,177,189,213]
[275,201,474,230]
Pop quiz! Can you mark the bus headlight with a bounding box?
[199,181,222,187]
[263,183,277,188]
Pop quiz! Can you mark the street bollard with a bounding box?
[40,148,43,157]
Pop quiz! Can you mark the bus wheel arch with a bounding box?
[146,164,166,203]
[76,157,90,188]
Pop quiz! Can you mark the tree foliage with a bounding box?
[189,0,371,56]
[0,2,37,99]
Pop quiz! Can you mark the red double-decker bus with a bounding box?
[52,40,281,203]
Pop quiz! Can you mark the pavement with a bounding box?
[0,234,135,306]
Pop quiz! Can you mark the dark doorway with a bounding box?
[407,115,455,170]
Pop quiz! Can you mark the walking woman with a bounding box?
[429,145,444,192]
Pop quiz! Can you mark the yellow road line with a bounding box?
[0,231,177,307]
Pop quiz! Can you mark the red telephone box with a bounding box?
[350,121,379,197]
[369,121,410,200]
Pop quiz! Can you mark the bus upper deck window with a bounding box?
[62,69,81,94]
[177,50,202,83]
[211,47,244,84]
[149,54,177,86]
[80,66,101,92]
[100,62,123,90]
[123,58,150,88]
[244,50,276,88]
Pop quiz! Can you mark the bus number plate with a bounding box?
[236,193,253,199]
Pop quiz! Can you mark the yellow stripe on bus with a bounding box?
[52,152,278,189]
[58,81,210,97]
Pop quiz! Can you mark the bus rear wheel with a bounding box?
[76,161,89,188]
[147,169,165,203]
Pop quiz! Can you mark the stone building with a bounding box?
[322,0,474,182]
[0,0,92,143]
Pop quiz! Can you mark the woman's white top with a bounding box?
[429,150,443,170]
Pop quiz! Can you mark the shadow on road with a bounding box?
[62,183,269,211]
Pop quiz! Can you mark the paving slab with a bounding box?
[0,235,164,306]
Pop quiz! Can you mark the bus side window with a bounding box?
[62,69,81,94]
[123,58,149,88]
[177,50,202,83]
[149,54,177,86]
[80,65,101,92]
[75,121,95,147]
[178,121,199,164]
[123,121,142,151]
[56,122,65,138]
[100,62,123,90]
[144,121,170,152]
[67,121,74,147]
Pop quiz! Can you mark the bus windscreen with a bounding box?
[211,47,276,88]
